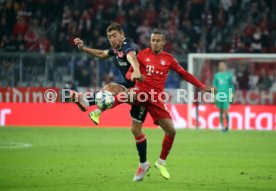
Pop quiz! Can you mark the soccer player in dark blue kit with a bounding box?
[72,23,149,181]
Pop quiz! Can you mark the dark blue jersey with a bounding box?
[108,38,139,87]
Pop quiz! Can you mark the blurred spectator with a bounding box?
[2,35,24,52]
[0,17,10,37]
[78,10,92,40]
[55,32,69,52]
[257,69,272,91]
[16,34,25,52]
[237,67,250,90]
[251,3,261,25]
[230,29,242,53]
[78,68,92,87]
[136,19,151,49]
[13,16,29,38]
[250,27,262,53]
[0,0,276,54]
[216,4,228,28]
[37,34,52,53]
[24,24,39,51]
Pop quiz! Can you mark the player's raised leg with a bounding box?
[88,83,126,124]
[67,90,90,112]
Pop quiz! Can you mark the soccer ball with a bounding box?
[95,91,115,110]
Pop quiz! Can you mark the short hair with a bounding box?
[151,30,166,40]
[106,23,123,33]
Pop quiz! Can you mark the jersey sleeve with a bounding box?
[170,57,207,90]
[122,41,136,54]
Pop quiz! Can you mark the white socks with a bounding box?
[140,161,148,168]
[158,158,166,165]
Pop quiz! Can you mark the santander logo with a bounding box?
[169,105,276,131]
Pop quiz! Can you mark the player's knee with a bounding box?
[163,127,176,137]
[166,128,176,137]
[130,121,143,136]
[101,83,125,95]
[131,126,142,136]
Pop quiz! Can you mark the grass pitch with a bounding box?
[0,127,275,191]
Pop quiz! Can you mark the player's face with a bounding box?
[219,62,226,72]
[150,34,165,54]
[107,30,124,49]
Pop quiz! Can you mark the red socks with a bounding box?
[160,134,175,160]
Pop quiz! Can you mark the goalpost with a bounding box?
[187,53,276,129]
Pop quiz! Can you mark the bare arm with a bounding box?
[74,38,110,59]
[126,51,143,82]
[126,51,140,71]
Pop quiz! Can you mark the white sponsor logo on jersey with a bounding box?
[146,65,155,75]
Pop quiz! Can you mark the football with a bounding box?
[95,91,115,110]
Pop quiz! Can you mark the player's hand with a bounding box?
[131,70,144,82]
[74,38,84,50]
[204,86,216,94]
[138,74,145,82]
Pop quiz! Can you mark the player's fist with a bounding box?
[74,38,84,50]
[131,70,144,82]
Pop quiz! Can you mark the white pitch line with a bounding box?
[0,142,33,149]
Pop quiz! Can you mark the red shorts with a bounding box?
[131,87,172,124]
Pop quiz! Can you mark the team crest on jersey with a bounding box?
[160,60,166,65]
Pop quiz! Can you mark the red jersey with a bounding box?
[126,48,206,93]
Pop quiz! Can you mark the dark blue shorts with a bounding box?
[116,81,147,123]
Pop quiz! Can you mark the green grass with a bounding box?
[0,127,276,191]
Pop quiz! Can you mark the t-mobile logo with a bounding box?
[146,65,155,75]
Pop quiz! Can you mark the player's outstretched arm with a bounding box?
[126,51,143,82]
[170,57,216,93]
[74,38,110,59]
[125,65,145,82]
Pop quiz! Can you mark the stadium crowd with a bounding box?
[0,0,275,90]
[0,0,276,54]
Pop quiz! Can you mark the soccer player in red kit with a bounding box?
[99,31,215,180]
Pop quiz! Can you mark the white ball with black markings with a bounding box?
[95,91,115,110]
